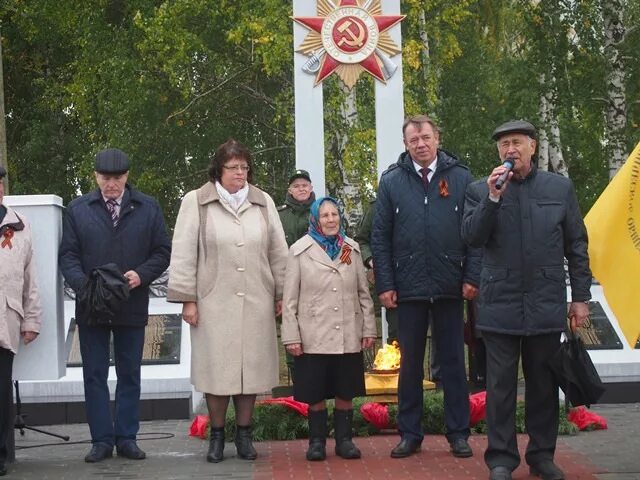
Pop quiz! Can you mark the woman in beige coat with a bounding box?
[282,197,376,462]
[0,166,42,476]
[167,140,288,464]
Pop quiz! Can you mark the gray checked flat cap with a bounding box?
[95,148,130,174]
[491,120,537,141]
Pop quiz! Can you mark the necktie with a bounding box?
[420,167,431,190]
[106,199,119,227]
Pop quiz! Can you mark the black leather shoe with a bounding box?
[116,441,146,460]
[84,443,113,463]
[0,463,7,476]
[207,427,225,463]
[450,438,473,458]
[390,438,421,458]
[489,466,512,480]
[529,460,565,480]
[235,425,257,460]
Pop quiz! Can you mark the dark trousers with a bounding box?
[388,308,439,379]
[396,300,470,444]
[483,331,562,471]
[386,306,398,343]
[0,348,14,466]
[78,323,145,448]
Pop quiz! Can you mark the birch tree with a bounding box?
[602,0,627,178]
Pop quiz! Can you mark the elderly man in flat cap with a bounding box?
[462,121,591,480]
[59,149,171,463]
[0,166,42,477]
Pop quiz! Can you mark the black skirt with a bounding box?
[293,352,366,404]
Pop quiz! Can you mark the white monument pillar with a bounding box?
[292,0,404,192]
[5,195,66,380]
[375,0,405,178]
[293,0,326,196]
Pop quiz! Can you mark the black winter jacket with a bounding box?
[371,150,481,302]
[59,185,171,326]
[462,168,591,335]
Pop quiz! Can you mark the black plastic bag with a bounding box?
[548,328,606,408]
[78,263,130,325]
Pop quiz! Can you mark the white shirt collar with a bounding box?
[412,156,438,177]
[102,192,124,205]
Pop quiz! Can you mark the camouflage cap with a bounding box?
[288,169,311,184]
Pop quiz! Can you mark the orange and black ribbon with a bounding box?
[1,229,14,249]
[439,178,449,197]
[340,244,352,265]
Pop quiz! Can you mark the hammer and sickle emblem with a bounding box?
[337,19,366,48]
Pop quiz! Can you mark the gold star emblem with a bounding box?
[293,0,405,88]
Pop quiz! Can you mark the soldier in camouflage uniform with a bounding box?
[278,170,316,247]
[278,170,316,383]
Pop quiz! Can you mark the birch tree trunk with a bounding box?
[538,79,550,172]
[603,0,627,179]
[418,8,435,113]
[538,74,568,176]
[330,81,361,225]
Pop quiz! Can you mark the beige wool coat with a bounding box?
[0,207,42,354]
[282,235,376,353]
[167,182,288,395]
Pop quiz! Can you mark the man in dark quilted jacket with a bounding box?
[462,120,591,480]
[371,115,481,460]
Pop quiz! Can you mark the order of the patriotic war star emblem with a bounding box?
[293,0,405,88]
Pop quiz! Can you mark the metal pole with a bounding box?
[0,28,9,194]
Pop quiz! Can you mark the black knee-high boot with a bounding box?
[206,427,225,463]
[333,409,361,459]
[306,409,327,461]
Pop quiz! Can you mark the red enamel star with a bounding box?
[293,0,405,87]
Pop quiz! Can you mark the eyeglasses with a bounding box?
[223,164,250,172]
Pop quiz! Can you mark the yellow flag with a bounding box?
[584,142,640,348]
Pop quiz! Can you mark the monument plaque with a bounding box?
[66,314,182,367]
[575,301,623,350]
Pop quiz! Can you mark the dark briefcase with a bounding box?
[78,263,130,325]
[548,328,606,408]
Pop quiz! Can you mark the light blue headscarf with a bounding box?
[308,197,346,260]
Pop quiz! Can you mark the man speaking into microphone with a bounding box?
[462,120,592,480]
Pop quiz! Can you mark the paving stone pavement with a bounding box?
[561,403,640,480]
[5,404,639,479]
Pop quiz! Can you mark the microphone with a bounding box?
[495,158,515,190]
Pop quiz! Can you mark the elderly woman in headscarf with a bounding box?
[0,166,42,477]
[282,196,376,462]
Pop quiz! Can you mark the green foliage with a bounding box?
[225,404,310,441]
[3,0,639,218]
[211,392,578,441]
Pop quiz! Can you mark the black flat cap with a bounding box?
[95,148,130,174]
[288,169,311,184]
[0,166,6,179]
[492,120,537,141]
